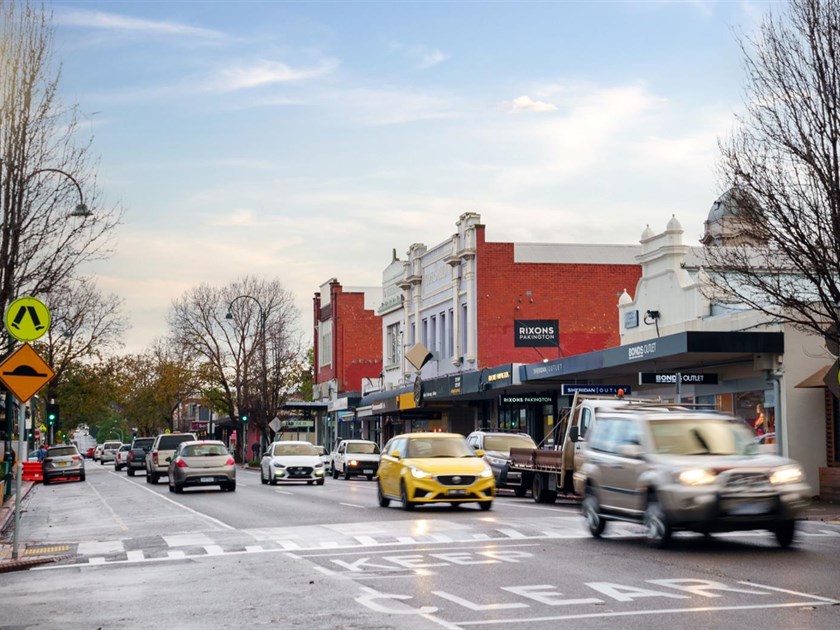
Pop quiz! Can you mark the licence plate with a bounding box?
[447,489,467,496]
[57,461,68,467]
[364,469,373,474]
[200,477,214,483]
[727,500,772,516]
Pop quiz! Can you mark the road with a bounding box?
[2,462,839,629]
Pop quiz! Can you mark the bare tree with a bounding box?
[168,276,303,449]
[703,0,840,351]
[0,0,122,356]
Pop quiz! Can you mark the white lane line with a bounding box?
[354,535,380,546]
[126,550,143,562]
[274,490,294,495]
[88,557,106,565]
[396,536,417,544]
[164,532,214,547]
[276,540,302,550]
[458,601,839,626]
[498,528,528,539]
[86,479,129,532]
[167,550,186,559]
[115,470,235,530]
[204,545,224,555]
[245,546,263,553]
[738,581,840,603]
[340,502,367,509]
[77,540,124,555]
[429,534,454,543]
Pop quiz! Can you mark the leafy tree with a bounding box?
[704,0,840,352]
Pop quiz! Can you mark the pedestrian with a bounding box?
[753,403,767,436]
[36,443,48,461]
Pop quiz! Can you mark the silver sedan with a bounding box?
[167,440,236,493]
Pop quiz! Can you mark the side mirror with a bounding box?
[474,449,485,457]
[618,444,643,458]
[570,426,579,443]
[165,457,171,463]
[390,450,401,459]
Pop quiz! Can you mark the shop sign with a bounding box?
[514,319,559,347]
[560,384,632,396]
[624,310,639,329]
[501,395,553,404]
[639,372,718,385]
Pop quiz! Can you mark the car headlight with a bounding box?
[349,459,359,467]
[480,467,494,478]
[314,463,323,468]
[410,466,431,479]
[486,456,506,466]
[274,463,286,469]
[770,466,803,485]
[678,468,716,486]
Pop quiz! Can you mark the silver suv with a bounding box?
[466,430,537,496]
[576,410,811,548]
[145,432,197,484]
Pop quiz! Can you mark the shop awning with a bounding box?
[795,365,831,388]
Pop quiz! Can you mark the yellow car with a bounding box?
[377,432,496,511]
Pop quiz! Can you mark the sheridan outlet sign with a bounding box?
[639,372,718,385]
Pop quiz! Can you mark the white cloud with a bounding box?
[387,42,449,69]
[502,95,558,113]
[55,9,226,39]
[208,59,339,92]
[418,49,448,69]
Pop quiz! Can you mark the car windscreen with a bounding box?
[484,434,536,452]
[104,442,121,449]
[346,442,380,454]
[407,437,473,458]
[181,444,228,457]
[650,419,756,456]
[273,443,317,456]
[158,435,194,449]
[132,439,154,448]
[48,447,77,457]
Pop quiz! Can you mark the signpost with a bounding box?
[2,296,54,560]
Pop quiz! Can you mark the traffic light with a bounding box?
[241,413,248,424]
[46,403,59,428]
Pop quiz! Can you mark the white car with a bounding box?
[260,441,326,486]
[331,439,381,480]
[99,440,123,465]
[114,444,131,472]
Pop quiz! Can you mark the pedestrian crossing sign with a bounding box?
[4,296,51,342]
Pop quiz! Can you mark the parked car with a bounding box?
[145,432,197,484]
[377,432,495,511]
[260,441,326,485]
[331,439,381,480]
[315,445,330,469]
[114,444,131,471]
[85,446,96,459]
[42,444,85,484]
[98,441,123,465]
[167,440,236,493]
[93,444,104,462]
[126,437,155,477]
[466,430,537,496]
[577,410,812,548]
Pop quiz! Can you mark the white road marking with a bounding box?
[164,532,214,547]
[274,489,293,495]
[340,502,367,509]
[77,540,124,555]
[126,550,144,562]
[167,550,186,559]
[204,545,224,555]
[354,535,380,546]
[738,581,840,602]
[498,528,527,539]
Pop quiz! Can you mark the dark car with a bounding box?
[466,430,537,496]
[42,444,85,484]
[126,437,154,477]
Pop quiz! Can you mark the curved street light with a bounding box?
[3,164,92,501]
[226,294,268,462]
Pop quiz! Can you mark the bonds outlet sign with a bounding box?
[639,372,718,385]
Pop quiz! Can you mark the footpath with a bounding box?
[1,480,839,574]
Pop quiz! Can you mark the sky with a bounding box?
[46,0,772,354]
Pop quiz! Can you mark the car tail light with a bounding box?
[72,456,81,461]
[128,452,134,462]
[153,452,159,465]
[224,456,235,466]
[175,459,188,468]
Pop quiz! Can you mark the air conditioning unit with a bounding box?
[753,354,776,370]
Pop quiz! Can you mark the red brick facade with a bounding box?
[475,226,642,367]
[314,281,383,394]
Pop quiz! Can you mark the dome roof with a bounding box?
[666,214,682,231]
[707,187,758,222]
[640,224,655,240]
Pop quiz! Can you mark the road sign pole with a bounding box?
[13,395,25,559]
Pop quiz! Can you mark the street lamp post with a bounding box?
[226,295,267,463]
[3,166,91,500]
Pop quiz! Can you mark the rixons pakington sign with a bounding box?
[514,319,559,347]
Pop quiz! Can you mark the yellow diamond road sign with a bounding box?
[4,296,51,342]
[0,343,55,403]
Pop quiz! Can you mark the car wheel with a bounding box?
[168,480,174,493]
[226,481,236,492]
[127,468,135,477]
[78,472,86,482]
[43,476,50,486]
[532,473,557,504]
[366,474,373,481]
[100,459,104,466]
[774,520,796,548]
[307,480,314,485]
[479,501,493,511]
[145,469,151,483]
[269,470,277,486]
[582,486,606,537]
[174,481,183,494]
[400,481,415,511]
[150,471,159,485]
[344,469,351,481]
[514,485,527,498]
[377,480,390,508]
[643,492,672,548]
[260,469,268,485]
[317,478,325,486]
[332,467,338,480]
